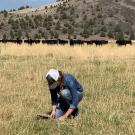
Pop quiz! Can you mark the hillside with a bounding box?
[0,0,135,40]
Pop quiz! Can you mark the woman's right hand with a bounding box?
[50,110,56,119]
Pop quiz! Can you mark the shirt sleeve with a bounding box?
[50,90,58,105]
[66,79,79,110]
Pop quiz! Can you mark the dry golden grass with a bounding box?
[0,43,135,135]
[0,43,135,59]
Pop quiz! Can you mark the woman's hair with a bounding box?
[58,70,64,90]
[58,70,63,82]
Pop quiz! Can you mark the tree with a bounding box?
[0,22,4,29]
[108,31,114,39]
[25,32,30,40]
[45,6,48,10]
[74,35,77,39]
[50,31,54,39]
[62,27,68,34]
[34,34,41,39]
[68,27,74,35]
[55,21,60,30]
[100,31,106,37]
[18,5,29,10]
[54,14,58,19]
[3,10,8,17]
[101,26,107,32]
[26,5,29,9]
[81,29,89,38]
[44,34,48,39]
[2,34,7,40]
[10,30,14,39]
[61,12,67,20]
[54,32,59,39]
[129,31,135,40]
[83,15,87,21]
[0,10,8,17]
[89,19,95,26]
[114,25,121,33]
[115,32,124,40]
[18,6,25,10]
[8,17,13,24]
[68,35,71,39]
[16,30,22,40]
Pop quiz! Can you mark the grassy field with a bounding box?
[0,43,135,135]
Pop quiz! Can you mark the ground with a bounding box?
[0,44,135,135]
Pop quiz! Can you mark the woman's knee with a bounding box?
[60,89,72,100]
[78,91,83,102]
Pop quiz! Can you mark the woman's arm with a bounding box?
[50,90,58,105]
[63,108,74,118]
[50,105,57,119]
[52,105,57,111]
[49,90,58,119]
[59,108,74,121]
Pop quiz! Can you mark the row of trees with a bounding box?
[2,27,135,40]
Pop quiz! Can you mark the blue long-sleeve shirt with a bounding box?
[49,73,83,109]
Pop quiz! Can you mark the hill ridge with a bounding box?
[0,0,135,40]
[9,0,70,15]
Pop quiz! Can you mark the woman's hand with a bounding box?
[59,108,74,121]
[58,116,66,121]
[50,105,56,119]
[50,110,56,119]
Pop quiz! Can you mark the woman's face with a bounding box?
[46,75,60,90]
[49,82,58,89]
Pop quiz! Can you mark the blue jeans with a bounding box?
[55,89,83,118]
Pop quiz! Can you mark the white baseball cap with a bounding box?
[46,69,60,81]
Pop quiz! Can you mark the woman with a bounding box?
[46,69,84,121]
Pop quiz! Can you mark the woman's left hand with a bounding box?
[58,116,66,121]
